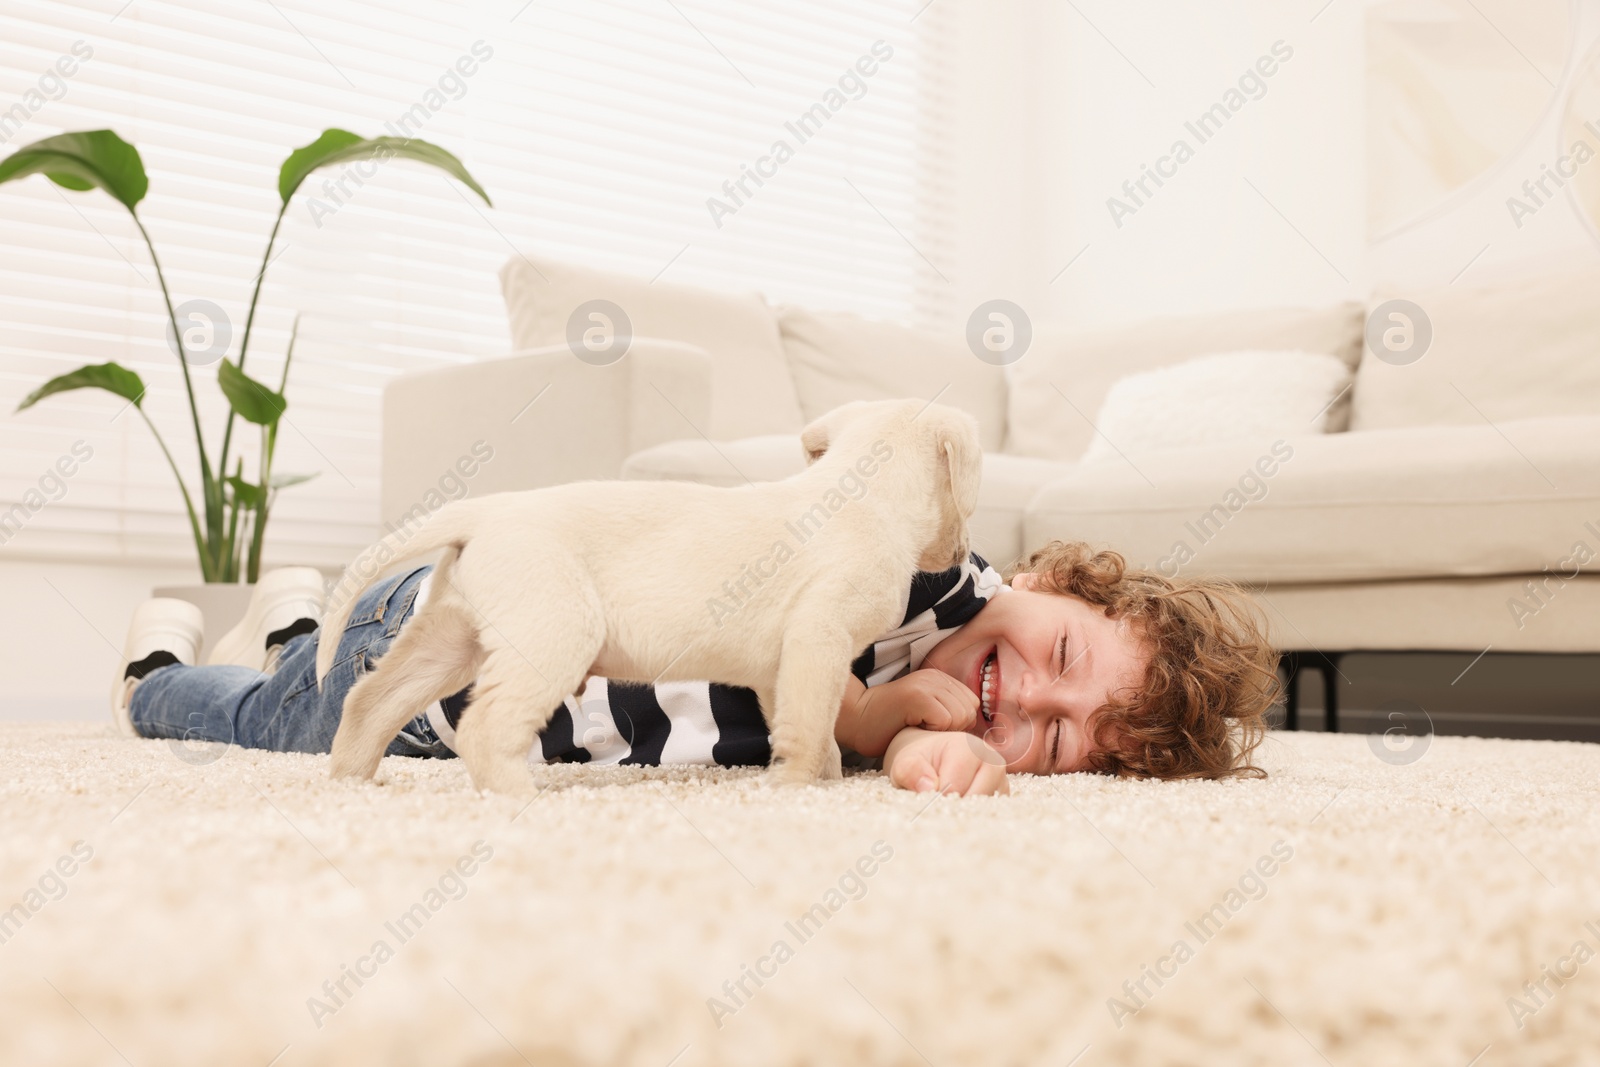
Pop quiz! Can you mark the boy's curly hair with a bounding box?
[1007,541,1280,780]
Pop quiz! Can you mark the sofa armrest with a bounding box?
[381,339,711,526]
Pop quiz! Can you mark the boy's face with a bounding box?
[921,574,1151,774]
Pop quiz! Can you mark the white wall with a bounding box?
[949,0,1600,328]
[940,0,1058,322]
[944,0,1368,333]
[1369,0,1600,287]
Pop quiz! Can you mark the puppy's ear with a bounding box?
[799,401,870,466]
[935,410,983,516]
[799,415,831,466]
[914,406,983,571]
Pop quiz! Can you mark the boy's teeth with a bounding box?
[980,653,995,721]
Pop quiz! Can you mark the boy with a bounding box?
[114,541,1279,795]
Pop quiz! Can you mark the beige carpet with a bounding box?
[2,722,1596,1067]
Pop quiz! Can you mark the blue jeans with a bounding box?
[130,567,453,758]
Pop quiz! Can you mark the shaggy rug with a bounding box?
[1,722,1596,1067]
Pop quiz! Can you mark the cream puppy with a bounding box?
[317,399,981,795]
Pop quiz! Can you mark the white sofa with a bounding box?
[383,256,1600,718]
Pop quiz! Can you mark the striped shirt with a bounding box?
[416,552,1005,767]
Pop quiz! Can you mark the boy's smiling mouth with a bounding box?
[966,647,1035,768]
[976,648,999,722]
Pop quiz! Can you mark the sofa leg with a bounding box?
[1279,652,1345,732]
[1281,652,1300,731]
[1320,652,1342,733]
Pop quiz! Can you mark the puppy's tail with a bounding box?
[314,502,478,688]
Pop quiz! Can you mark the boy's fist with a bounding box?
[839,669,981,757]
[884,728,1009,798]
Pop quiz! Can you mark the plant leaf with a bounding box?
[0,130,148,210]
[225,475,266,508]
[15,362,146,412]
[278,129,361,203]
[268,471,319,489]
[217,358,286,425]
[278,128,491,207]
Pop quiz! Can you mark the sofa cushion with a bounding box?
[1006,303,1364,462]
[1350,266,1600,431]
[383,340,712,519]
[776,306,1008,451]
[499,257,804,439]
[971,453,1079,567]
[1083,350,1351,462]
[620,438,1071,568]
[1022,415,1600,584]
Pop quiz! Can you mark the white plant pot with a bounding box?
[152,583,254,663]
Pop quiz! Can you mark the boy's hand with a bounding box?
[836,669,980,757]
[883,727,1009,797]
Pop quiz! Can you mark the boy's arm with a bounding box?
[834,675,869,753]
[834,669,979,757]
[883,727,1009,797]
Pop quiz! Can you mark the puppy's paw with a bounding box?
[471,775,540,799]
[820,740,844,781]
[764,760,820,788]
[328,753,374,781]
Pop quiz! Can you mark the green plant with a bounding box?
[2,129,491,582]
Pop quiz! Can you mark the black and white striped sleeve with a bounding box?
[849,552,1004,688]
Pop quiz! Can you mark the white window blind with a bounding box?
[0,0,954,572]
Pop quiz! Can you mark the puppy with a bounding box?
[317,399,981,795]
